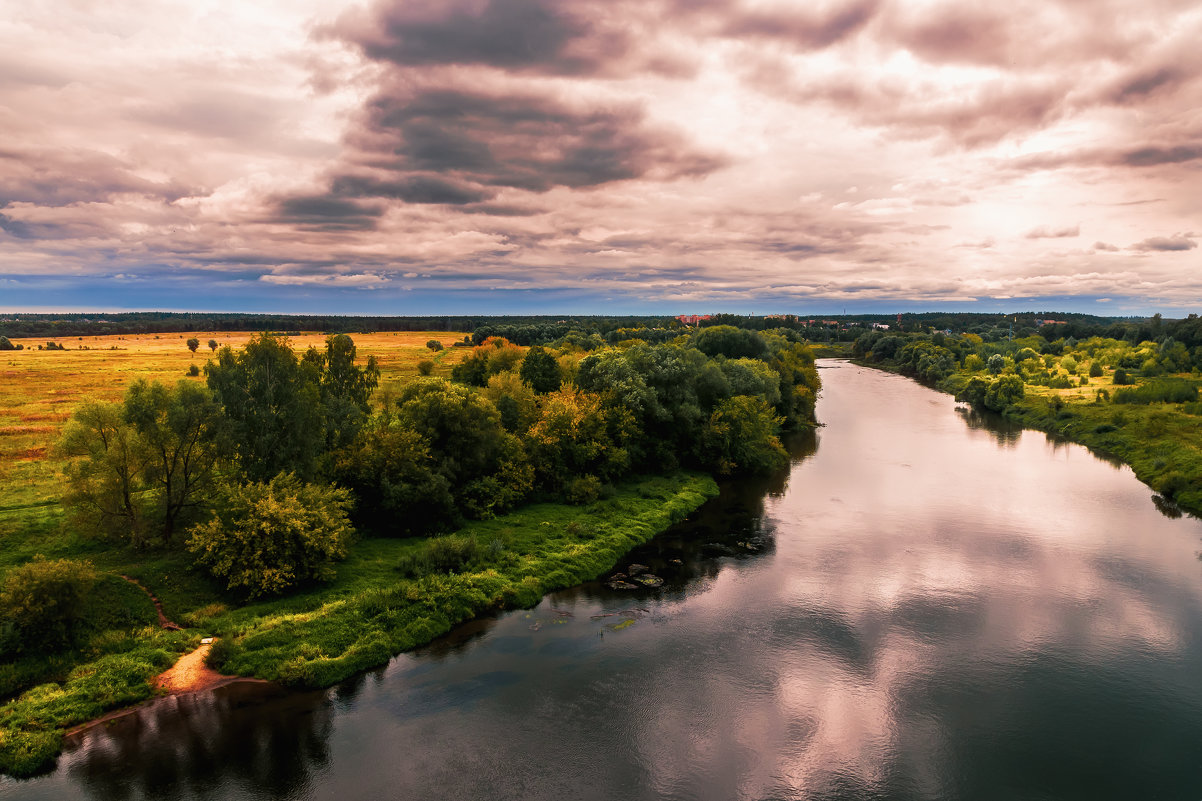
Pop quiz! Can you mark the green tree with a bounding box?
[122,379,226,543]
[205,333,325,481]
[0,336,22,351]
[699,396,787,475]
[332,422,455,535]
[694,325,770,360]
[57,401,153,545]
[208,339,218,352]
[984,375,1025,411]
[186,474,353,598]
[304,334,380,450]
[186,338,200,354]
[417,359,434,376]
[519,346,561,393]
[394,380,531,517]
[0,558,98,655]
[426,339,444,352]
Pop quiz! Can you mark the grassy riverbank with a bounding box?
[0,472,717,777]
[850,346,1202,516]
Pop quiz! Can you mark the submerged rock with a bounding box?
[605,580,639,590]
[632,574,664,588]
[627,564,650,576]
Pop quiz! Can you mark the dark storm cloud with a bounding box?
[1130,235,1197,252]
[325,0,637,77]
[274,83,726,228]
[1120,145,1202,167]
[329,174,494,205]
[274,195,385,231]
[358,88,726,192]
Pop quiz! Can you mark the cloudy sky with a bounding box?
[2,0,1200,315]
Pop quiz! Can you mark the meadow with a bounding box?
[0,331,470,512]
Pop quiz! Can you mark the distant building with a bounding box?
[1034,319,1066,326]
[871,323,890,330]
[676,314,711,325]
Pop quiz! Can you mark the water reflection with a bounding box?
[8,360,1202,801]
[60,683,331,801]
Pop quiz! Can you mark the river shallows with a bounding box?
[5,360,1202,800]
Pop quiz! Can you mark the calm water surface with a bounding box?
[6,360,1202,800]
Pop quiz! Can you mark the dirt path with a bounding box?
[152,641,242,694]
[118,574,181,630]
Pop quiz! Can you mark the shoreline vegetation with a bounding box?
[0,323,818,777]
[844,324,1202,518]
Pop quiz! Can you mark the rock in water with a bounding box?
[627,564,650,576]
[632,575,664,588]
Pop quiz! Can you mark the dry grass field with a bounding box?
[0,331,470,512]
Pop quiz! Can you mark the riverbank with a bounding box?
[852,357,1202,517]
[0,472,718,778]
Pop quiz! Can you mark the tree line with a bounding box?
[36,327,818,611]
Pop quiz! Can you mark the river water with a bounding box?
[5,360,1202,800]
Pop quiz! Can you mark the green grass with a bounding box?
[0,471,718,776]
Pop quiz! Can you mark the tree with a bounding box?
[186,338,200,354]
[0,558,98,655]
[305,334,380,450]
[699,396,787,475]
[208,339,218,352]
[205,333,325,481]
[426,339,444,352]
[57,382,226,546]
[394,380,531,517]
[984,375,1025,411]
[519,346,561,393]
[122,379,226,543]
[57,401,154,545]
[186,474,353,598]
[694,325,770,360]
[332,422,455,535]
[0,336,22,351]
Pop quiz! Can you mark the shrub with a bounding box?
[984,375,1024,412]
[1113,368,1131,385]
[963,353,984,371]
[417,359,435,376]
[186,364,200,376]
[426,339,444,352]
[986,354,1005,374]
[565,475,602,505]
[1089,361,1103,377]
[0,558,98,655]
[186,474,354,598]
[0,336,22,351]
[1112,378,1198,405]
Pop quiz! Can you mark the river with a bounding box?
[4,359,1202,800]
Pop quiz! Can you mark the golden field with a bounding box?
[0,331,470,512]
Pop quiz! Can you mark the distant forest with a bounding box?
[0,309,1188,347]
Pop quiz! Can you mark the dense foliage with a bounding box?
[186,474,354,598]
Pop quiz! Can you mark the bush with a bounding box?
[984,375,1024,412]
[0,558,98,655]
[395,534,479,578]
[0,336,22,351]
[186,364,200,376]
[986,354,1005,374]
[1113,368,1131,385]
[1089,361,1103,378]
[417,359,435,376]
[186,474,354,598]
[425,339,444,352]
[565,475,602,505]
[1112,378,1198,405]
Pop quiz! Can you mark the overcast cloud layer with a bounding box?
[1,0,1200,313]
